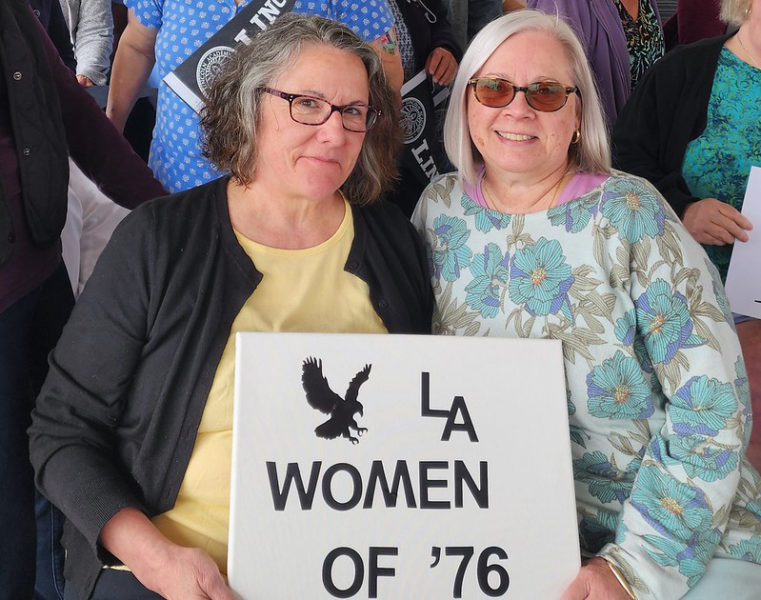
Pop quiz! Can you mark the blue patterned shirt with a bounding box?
[126,0,395,192]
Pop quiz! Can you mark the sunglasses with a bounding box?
[468,77,580,112]
[263,87,379,132]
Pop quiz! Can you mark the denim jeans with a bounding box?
[63,570,162,600]
[0,263,73,600]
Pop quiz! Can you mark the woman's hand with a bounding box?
[560,557,633,600]
[100,507,235,599]
[136,544,234,600]
[425,47,458,86]
[682,198,753,245]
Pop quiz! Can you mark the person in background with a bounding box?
[413,10,761,599]
[30,15,431,599]
[61,161,130,298]
[0,1,164,599]
[106,0,404,193]
[527,0,664,127]
[386,0,462,216]
[59,0,115,87]
[447,0,503,49]
[613,0,761,472]
[30,0,77,72]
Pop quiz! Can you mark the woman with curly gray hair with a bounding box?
[30,14,431,600]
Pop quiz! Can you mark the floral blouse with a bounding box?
[412,172,761,599]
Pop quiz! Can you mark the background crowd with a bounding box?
[1,0,760,599]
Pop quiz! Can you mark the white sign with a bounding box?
[725,166,761,319]
[229,333,579,599]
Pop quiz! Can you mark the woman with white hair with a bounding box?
[614,0,761,474]
[413,10,761,599]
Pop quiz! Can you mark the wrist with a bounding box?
[601,557,637,600]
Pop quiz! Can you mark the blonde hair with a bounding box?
[443,10,611,187]
[720,0,751,26]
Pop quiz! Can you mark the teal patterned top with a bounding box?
[682,47,761,282]
[412,172,761,599]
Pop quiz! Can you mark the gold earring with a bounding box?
[571,129,581,144]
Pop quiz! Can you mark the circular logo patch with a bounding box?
[196,46,234,97]
[400,97,427,144]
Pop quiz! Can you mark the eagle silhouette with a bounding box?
[301,357,372,444]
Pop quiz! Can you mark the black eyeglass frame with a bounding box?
[262,87,380,132]
[467,77,581,112]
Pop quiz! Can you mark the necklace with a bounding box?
[482,168,571,214]
[736,30,761,69]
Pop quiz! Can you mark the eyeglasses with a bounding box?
[468,77,580,112]
[263,87,380,132]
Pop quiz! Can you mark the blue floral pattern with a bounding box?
[465,243,509,318]
[412,172,760,600]
[508,237,574,319]
[462,194,511,233]
[548,191,599,233]
[587,352,654,420]
[635,279,706,365]
[601,178,664,242]
[430,215,472,282]
[670,376,736,437]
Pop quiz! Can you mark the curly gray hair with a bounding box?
[201,13,400,204]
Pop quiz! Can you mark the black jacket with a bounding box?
[0,1,163,274]
[0,0,69,263]
[29,177,434,598]
[612,35,730,217]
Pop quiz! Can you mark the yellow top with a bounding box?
[152,201,387,573]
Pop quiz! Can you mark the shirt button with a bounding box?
[12,71,22,81]
[22,147,31,156]
[378,299,389,309]
[8,231,15,243]
[346,261,358,270]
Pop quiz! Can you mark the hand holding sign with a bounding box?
[560,557,634,600]
[682,197,752,246]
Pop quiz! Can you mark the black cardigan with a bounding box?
[611,35,731,217]
[29,177,433,598]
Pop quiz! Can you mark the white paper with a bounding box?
[229,333,579,599]
[725,166,761,319]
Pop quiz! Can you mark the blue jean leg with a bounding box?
[0,263,73,600]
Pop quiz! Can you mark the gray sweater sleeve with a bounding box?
[60,0,114,85]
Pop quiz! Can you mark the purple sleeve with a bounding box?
[525,0,593,54]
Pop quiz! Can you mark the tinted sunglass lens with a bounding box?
[476,79,514,107]
[527,83,567,111]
